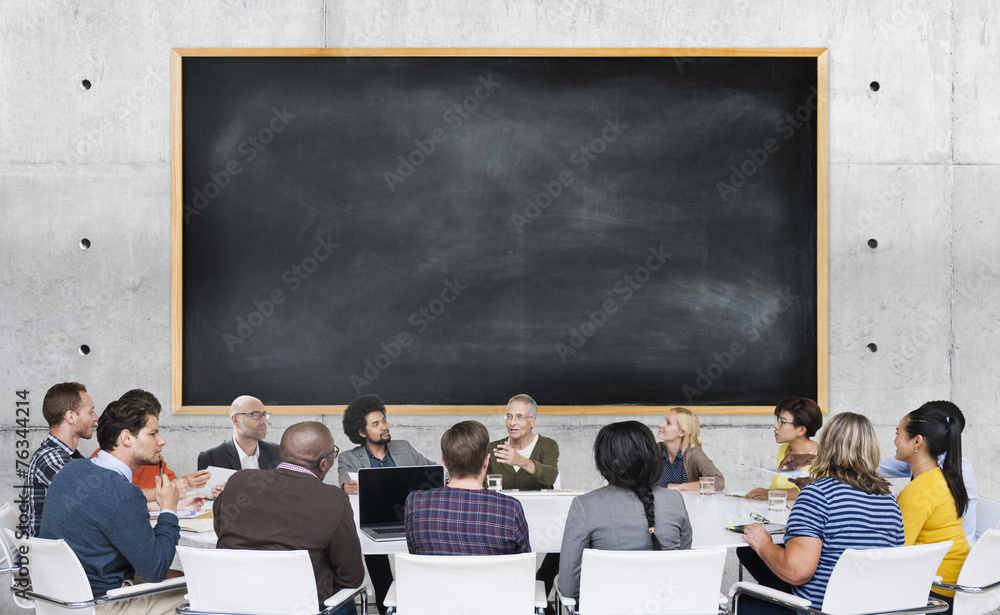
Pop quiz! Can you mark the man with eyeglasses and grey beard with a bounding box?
[214,421,363,615]
[197,395,281,471]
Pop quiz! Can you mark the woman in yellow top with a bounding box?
[745,397,823,501]
[894,402,970,612]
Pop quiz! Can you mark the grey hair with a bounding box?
[507,394,538,417]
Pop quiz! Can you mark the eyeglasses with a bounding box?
[505,414,534,423]
[235,411,272,421]
[749,512,771,524]
[774,418,795,427]
[317,444,339,464]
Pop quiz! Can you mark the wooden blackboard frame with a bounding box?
[170,47,829,415]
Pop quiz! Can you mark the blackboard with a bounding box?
[171,49,828,414]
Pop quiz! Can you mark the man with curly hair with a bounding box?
[337,394,435,492]
[337,394,435,615]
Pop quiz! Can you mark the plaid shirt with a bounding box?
[405,487,530,555]
[26,435,83,536]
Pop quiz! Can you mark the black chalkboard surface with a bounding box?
[173,49,828,413]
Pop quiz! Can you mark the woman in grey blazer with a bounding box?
[558,421,692,601]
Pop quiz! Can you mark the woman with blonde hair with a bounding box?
[734,412,904,615]
[655,407,725,491]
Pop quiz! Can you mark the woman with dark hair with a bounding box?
[745,397,824,502]
[557,421,692,602]
[894,403,970,613]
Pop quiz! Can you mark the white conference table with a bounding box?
[179,490,785,552]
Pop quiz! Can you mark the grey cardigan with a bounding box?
[336,440,435,486]
[557,484,692,600]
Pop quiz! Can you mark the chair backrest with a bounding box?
[953,529,1000,615]
[821,542,951,615]
[0,503,20,571]
[393,552,536,615]
[1,514,34,610]
[976,497,1000,539]
[4,528,96,615]
[176,546,320,615]
[577,548,727,615]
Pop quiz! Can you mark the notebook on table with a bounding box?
[358,465,445,542]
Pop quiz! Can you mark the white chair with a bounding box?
[384,552,546,615]
[557,548,728,615]
[975,497,1000,539]
[0,503,20,574]
[0,504,34,609]
[932,528,1000,615]
[3,528,186,615]
[729,542,952,615]
[176,546,366,615]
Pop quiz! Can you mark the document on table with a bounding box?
[739,463,809,479]
[192,465,238,498]
[178,518,216,533]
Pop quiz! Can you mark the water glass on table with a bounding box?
[487,474,503,491]
[767,490,787,512]
[699,476,715,495]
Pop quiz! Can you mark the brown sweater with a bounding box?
[658,443,726,491]
[214,467,365,608]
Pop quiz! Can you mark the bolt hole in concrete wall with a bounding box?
[80,238,91,249]
[81,79,91,90]
[867,238,878,249]
[867,343,878,353]
[870,80,880,91]
[79,344,91,355]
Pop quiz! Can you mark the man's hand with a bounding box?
[154,475,180,512]
[742,523,774,551]
[181,470,211,489]
[178,494,209,512]
[789,476,816,490]
[492,442,525,467]
[744,487,769,500]
[343,479,359,495]
[211,483,225,499]
[493,442,535,475]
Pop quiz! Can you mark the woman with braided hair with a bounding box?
[557,421,692,602]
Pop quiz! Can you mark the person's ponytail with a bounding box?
[907,403,969,518]
[941,415,969,518]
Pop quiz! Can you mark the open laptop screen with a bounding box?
[358,465,445,526]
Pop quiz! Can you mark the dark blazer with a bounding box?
[197,438,281,471]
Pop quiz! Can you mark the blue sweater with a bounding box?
[39,458,180,596]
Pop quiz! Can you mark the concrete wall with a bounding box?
[2,0,998,610]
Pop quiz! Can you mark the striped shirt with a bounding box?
[25,435,84,537]
[784,478,904,607]
[657,448,687,487]
[405,487,530,555]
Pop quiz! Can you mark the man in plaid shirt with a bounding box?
[404,420,530,555]
[24,382,99,536]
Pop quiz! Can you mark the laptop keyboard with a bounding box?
[372,527,404,534]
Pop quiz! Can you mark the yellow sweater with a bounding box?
[897,466,970,596]
[768,442,812,491]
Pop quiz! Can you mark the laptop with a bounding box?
[358,465,445,541]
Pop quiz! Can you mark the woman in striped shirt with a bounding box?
[736,412,904,615]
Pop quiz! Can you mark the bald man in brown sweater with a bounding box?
[214,422,364,612]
